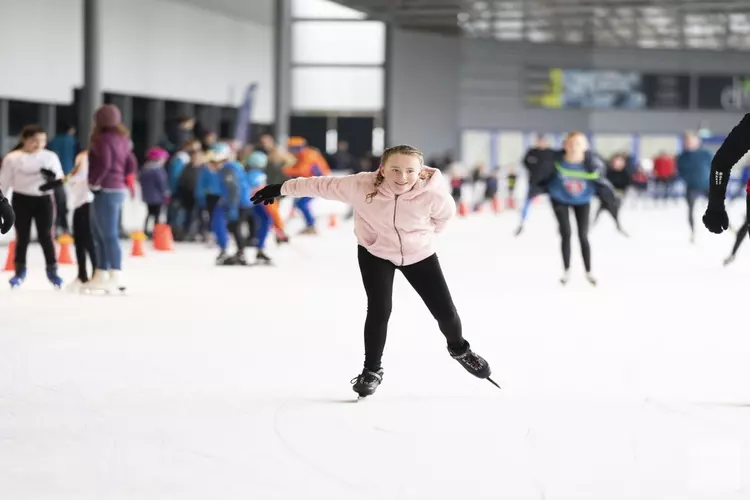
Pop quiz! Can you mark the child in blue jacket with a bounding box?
[245,151,273,265]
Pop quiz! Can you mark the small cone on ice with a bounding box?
[328,214,338,228]
[458,201,469,217]
[131,231,147,257]
[3,240,15,271]
[492,197,502,213]
[57,233,74,264]
[153,223,174,251]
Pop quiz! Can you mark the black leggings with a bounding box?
[357,245,464,372]
[144,203,163,233]
[552,200,591,272]
[227,208,254,252]
[12,193,56,269]
[686,189,707,232]
[73,203,97,282]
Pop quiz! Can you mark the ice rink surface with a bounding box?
[2,198,750,499]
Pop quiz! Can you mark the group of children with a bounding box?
[135,136,332,266]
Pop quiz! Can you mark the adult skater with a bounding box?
[516,134,555,236]
[677,131,713,243]
[251,144,496,398]
[704,114,750,237]
[0,124,64,288]
[593,153,630,237]
[547,131,601,286]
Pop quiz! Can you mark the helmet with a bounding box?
[246,151,268,169]
[206,142,231,163]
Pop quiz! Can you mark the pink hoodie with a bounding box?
[281,167,455,266]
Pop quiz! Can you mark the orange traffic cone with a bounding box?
[458,201,469,217]
[131,231,147,256]
[153,223,174,251]
[4,240,15,271]
[57,234,74,264]
[492,197,502,214]
[328,214,338,228]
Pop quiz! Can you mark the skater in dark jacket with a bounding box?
[704,114,750,236]
[516,135,555,235]
[250,145,497,399]
[593,153,631,236]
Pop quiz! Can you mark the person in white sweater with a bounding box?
[0,125,64,288]
[40,150,97,292]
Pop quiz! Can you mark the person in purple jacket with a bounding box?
[86,104,138,293]
[139,146,170,237]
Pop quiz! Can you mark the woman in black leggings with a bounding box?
[546,131,602,286]
[0,125,64,289]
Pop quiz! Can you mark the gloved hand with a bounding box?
[703,201,729,234]
[39,179,64,192]
[0,196,15,234]
[251,184,283,205]
[40,168,57,181]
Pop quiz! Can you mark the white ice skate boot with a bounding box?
[65,278,85,293]
[560,269,570,285]
[83,269,113,293]
[109,270,126,293]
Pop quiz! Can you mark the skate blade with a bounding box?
[487,377,502,390]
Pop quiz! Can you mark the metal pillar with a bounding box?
[177,102,195,118]
[147,99,165,149]
[382,22,394,150]
[39,104,57,136]
[81,0,103,146]
[274,0,292,146]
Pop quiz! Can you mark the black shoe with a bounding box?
[449,342,491,379]
[351,368,383,398]
[256,250,273,265]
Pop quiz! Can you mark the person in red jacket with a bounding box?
[283,137,331,234]
[652,151,676,201]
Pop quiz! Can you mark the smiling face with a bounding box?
[380,153,422,194]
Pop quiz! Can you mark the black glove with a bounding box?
[0,195,14,234]
[40,168,57,181]
[39,179,64,192]
[251,184,283,205]
[703,165,730,234]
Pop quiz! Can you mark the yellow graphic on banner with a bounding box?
[527,68,563,108]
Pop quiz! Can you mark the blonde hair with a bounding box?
[365,145,432,203]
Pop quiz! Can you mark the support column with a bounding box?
[382,22,394,150]
[0,100,8,155]
[39,104,57,136]
[274,0,292,146]
[147,99,165,149]
[177,102,195,118]
[81,0,103,146]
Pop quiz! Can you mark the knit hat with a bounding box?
[246,151,268,169]
[94,104,122,128]
[146,146,169,162]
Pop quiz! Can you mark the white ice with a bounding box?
[1,197,750,500]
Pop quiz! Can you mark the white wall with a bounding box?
[0,0,274,121]
[0,0,83,103]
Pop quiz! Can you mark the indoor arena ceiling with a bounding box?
[331,0,750,50]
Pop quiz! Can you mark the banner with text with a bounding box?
[697,75,750,110]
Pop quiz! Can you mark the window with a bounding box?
[292,21,385,65]
[292,67,384,112]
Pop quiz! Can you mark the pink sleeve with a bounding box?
[431,189,456,233]
[280,173,364,204]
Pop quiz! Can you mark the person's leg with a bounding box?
[212,205,230,256]
[398,254,464,351]
[103,191,125,270]
[32,195,57,267]
[10,193,33,272]
[573,203,592,273]
[73,203,96,282]
[254,205,272,250]
[551,200,572,271]
[357,245,396,373]
[686,189,698,239]
[53,184,69,234]
[295,197,315,228]
[91,192,110,271]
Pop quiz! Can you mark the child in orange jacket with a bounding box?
[284,137,331,233]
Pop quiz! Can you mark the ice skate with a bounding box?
[46,266,63,289]
[351,368,384,400]
[514,225,524,237]
[233,251,248,266]
[585,272,597,287]
[560,269,570,285]
[66,278,85,293]
[83,269,114,293]
[724,254,736,266]
[9,268,26,289]
[216,251,233,266]
[449,341,496,388]
[109,270,126,293]
[299,226,317,236]
[256,250,273,266]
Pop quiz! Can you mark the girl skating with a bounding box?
[0,125,65,288]
[251,145,497,399]
[547,132,601,286]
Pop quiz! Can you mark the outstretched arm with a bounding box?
[280,173,363,204]
[709,113,750,204]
